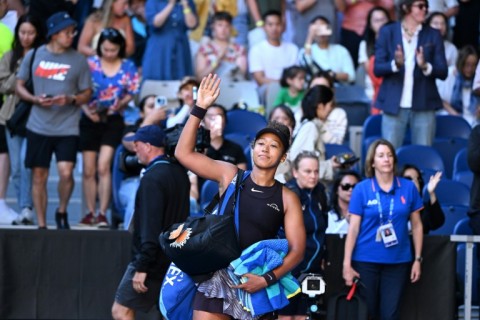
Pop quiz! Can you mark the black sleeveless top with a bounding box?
[223,176,285,250]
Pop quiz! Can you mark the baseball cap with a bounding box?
[46,11,77,38]
[123,125,166,148]
[254,122,291,152]
[178,77,199,91]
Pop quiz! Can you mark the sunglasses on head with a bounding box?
[412,2,428,11]
[340,183,356,191]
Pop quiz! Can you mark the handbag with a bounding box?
[6,48,37,137]
[159,169,248,282]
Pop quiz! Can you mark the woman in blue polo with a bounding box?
[343,139,423,320]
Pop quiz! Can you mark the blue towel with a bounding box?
[229,239,301,316]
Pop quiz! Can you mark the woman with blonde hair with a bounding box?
[77,0,135,57]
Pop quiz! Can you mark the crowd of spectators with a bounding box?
[0,0,478,232]
[0,1,479,318]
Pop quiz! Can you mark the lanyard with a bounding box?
[375,191,394,225]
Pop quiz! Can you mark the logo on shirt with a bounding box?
[367,199,379,206]
[35,61,71,81]
[267,203,280,212]
[251,187,263,193]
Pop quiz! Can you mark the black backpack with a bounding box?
[326,289,368,320]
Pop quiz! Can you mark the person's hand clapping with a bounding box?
[416,46,427,70]
[196,74,221,109]
[394,44,404,68]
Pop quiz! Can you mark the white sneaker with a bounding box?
[0,205,19,225]
[20,207,35,225]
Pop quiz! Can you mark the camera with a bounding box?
[336,152,359,167]
[301,273,326,297]
[164,124,210,157]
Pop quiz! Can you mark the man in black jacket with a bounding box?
[112,125,190,320]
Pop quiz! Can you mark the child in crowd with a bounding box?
[274,65,306,114]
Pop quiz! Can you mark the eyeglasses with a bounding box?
[340,183,356,191]
[412,3,428,11]
[62,29,78,37]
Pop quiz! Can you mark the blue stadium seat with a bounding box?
[454,148,470,175]
[423,179,470,207]
[244,145,253,170]
[435,115,472,140]
[361,115,382,162]
[200,180,219,210]
[225,109,267,137]
[453,171,473,189]
[325,143,360,172]
[432,138,468,179]
[335,84,370,126]
[454,217,474,235]
[396,145,445,183]
[224,132,253,151]
[429,205,469,235]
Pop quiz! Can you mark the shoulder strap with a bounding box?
[204,169,249,215]
[26,47,38,91]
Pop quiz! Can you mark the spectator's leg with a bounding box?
[82,151,98,214]
[381,109,408,149]
[410,110,436,146]
[97,144,115,215]
[32,167,49,227]
[19,137,33,210]
[57,161,75,213]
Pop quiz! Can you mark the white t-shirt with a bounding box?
[299,43,356,83]
[325,210,349,234]
[248,40,299,80]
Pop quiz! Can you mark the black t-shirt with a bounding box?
[131,159,190,279]
[206,139,247,165]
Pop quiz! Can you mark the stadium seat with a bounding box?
[396,145,445,183]
[335,84,370,126]
[424,179,470,208]
[200,180,219,210]
[454,217,474,235]
[429,205,469,236]
[224,132,253,151]
[139,80,181,109]
[244,145,253,171]
[215,80,260,111]
[225,109,267,137]
[435,115,472,140]
[453,171,473,189]
[454,148,470,175]
[361,114,382,161]
[432,138,468,179]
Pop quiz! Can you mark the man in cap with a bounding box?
[166,76,199,128]
[16,11,92,229]
[112,125,190,319]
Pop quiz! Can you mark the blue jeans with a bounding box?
[118,176,139,230]
[5,128,32,209]
[381,109,436,149]
[352,261,410,320]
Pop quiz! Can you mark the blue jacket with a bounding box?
[374,22,448,115]
[280,179,328,276]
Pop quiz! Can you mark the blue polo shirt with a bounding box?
[349,177,423,264]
